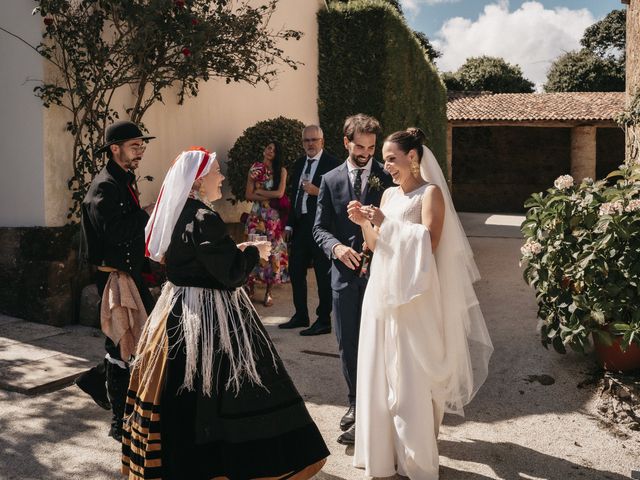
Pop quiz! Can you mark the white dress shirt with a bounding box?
[299,149,323,215]
[346,157,373,198]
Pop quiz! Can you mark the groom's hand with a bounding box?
[333,244,361,270]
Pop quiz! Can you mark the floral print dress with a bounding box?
[245,162,290,285]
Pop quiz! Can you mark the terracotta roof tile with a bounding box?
[447,92,626,122]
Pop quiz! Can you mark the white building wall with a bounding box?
[38,0,325,226]
[0,3,46,227]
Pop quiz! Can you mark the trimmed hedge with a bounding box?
[318,0,448,173]
[226,116,305,203]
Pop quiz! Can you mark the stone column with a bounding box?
[446,123,453,189]
[624,0,640,160]
[570,126,597,182]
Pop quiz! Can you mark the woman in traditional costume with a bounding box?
[122,147,328,480]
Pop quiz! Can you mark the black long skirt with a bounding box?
[160,297,329,480]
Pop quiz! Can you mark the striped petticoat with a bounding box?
[120,282,328,480]
[121,305,167,480]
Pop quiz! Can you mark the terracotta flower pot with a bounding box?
[593,331,640,372]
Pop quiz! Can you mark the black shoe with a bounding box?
[108,423,123,442]
[340,404,356,431]
[75,364,111,410]
[278,315,310,329]
[337,424,355,445]
[300,320,332,336]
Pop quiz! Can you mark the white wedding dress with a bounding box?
[353,146,492,480]
[353,184,445,479]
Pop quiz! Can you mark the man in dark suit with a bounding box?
[313,114,393,445]
[280,125,339,335]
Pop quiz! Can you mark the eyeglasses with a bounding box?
[303,138,321,143]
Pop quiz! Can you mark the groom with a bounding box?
[313,114,393,445]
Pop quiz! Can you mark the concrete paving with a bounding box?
[0,213,638,480]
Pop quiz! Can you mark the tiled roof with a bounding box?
[447,92,626,122]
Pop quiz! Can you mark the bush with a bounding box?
[226,116,305,203]
[521,162,640,353]
[318,0,447,173]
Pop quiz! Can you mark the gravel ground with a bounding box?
[0,236,638,480]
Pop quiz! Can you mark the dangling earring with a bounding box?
[410,159,420,179]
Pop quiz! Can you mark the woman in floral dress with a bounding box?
[244,141,290,306]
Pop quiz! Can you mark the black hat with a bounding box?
[96,121,156,154]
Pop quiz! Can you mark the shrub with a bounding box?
[226,116,305,203]
[521,162,640,353]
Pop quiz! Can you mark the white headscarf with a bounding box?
[145,148,215,262]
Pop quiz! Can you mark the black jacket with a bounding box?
[81,159,149,275]
[165,198,260,290]
[287,150,340,229]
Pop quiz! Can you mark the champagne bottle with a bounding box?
[357,247,373,278]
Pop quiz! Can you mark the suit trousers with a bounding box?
[333,276,368,405]
[289,214,332,323]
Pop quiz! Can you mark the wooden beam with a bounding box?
[448,120,619,128]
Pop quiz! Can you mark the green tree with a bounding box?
[443,56,535,93]
[330,0,402,14]
[581,9,626,59]
[1,0,301,220]
[544,50,625,92]
[413,30,441,62]
[544,9,625,92]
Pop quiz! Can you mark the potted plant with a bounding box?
[521,161,640,372]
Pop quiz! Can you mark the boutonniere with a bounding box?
[367,174,384,192]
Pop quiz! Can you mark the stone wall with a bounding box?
[625,0,640,155]
[452,127,572,212]
[0,226,90,326]
[627,0,640,99]
[452,126,625,212]
[596,127,626,178]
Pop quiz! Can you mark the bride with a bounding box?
[347,128,493,479]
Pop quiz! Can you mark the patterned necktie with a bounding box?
[295,158,315,217]
[353,168,363,200]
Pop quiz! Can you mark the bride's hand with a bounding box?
[360,205,385,227]
[347,201,369,226]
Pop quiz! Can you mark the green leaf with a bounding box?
[593,328,613,346]
[552,336,567,354]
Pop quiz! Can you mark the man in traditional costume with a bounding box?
[76,121,156,441]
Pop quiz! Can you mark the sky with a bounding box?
[401,0,624,88]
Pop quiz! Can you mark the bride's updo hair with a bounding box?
[385,127,426,162]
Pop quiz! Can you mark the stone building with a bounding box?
[447,92,626,212]
[623,0,640,157]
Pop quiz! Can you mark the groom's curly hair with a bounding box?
[343,114,381,141]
